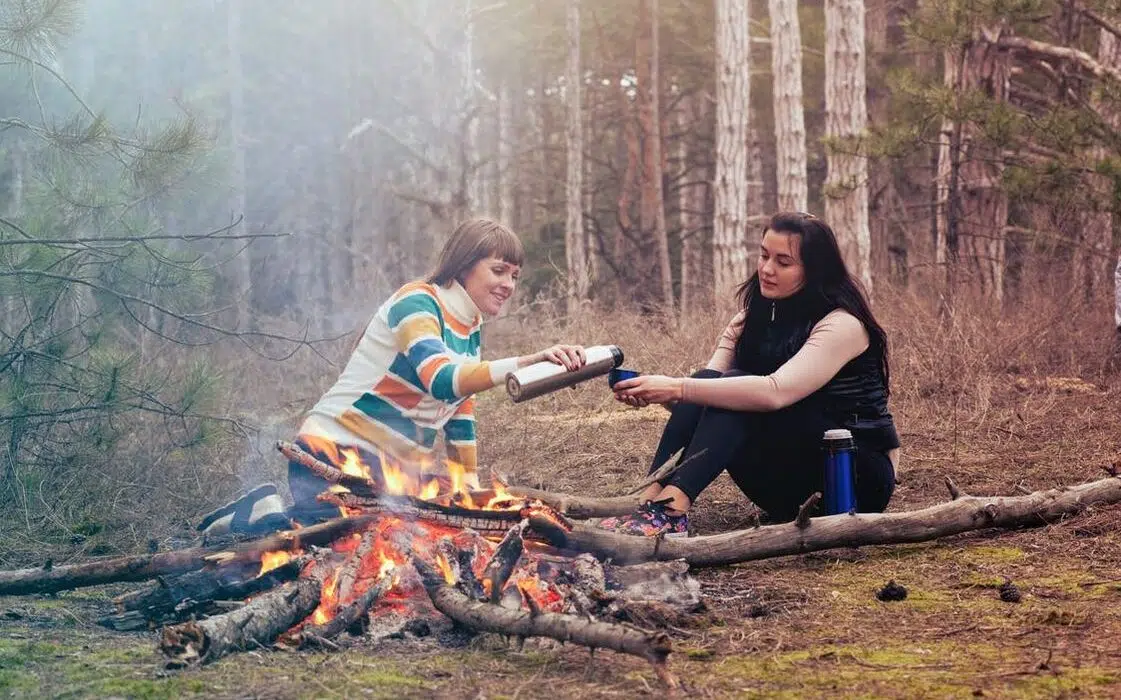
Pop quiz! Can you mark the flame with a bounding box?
[434,552,457,585]
[380,459,410,495]
[419,478,440,501]
[300,434,343,466]
[311,569,341,625]
[340,448,371,479]
[258,550,294,576]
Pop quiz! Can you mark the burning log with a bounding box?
[335,531,376,605]
[100,557,309,630]
[412,558,677,688]
[277,440,381,496]
[0,515,375,596]
[481,520,527,603]
[158,559,330,667]
[529,475,1121,566]
[296,575,393,648]
[318,491,523,536]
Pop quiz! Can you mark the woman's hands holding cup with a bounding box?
[613,375,685,408]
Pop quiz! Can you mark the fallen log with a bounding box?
[0,515,376,596]
[503,449,706,519]
[529,475,1121,566]
[413,558,676,687]
[158,560,329,667]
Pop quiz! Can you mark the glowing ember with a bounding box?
[434,552,457,585]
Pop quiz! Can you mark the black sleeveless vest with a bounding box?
[734,288,900,453]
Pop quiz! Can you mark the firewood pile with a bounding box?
[0,441,1118,690]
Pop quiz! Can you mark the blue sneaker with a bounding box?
[597,500,689,538]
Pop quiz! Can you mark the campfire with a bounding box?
[144,440,688,686]
[1,441,1118,691]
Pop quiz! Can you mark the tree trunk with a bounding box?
[226,0,251,326]
[865,0,907,286]
[565,0,589,314]
[824,0,873,292]
[1077,27,1120,306]
[714,0,753,302]
[636,0,674,313]
[498,79,517,226]
[959,28,1011,305]
[934,46,961,299]
[530,475,1121,566]
[769,0,808,212]
[677,92,709,316]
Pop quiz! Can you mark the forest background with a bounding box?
[2,1,1121,694]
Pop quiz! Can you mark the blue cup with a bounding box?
[608,368,641,389]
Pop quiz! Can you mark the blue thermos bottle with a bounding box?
[823,429,857,515]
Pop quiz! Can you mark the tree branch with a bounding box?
[995,35,1121,84]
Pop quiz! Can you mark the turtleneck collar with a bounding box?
[436,280,482,328]
[750,284,826,325]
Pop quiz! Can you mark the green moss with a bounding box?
[0,667,41,695]
[952,545,1028,565]
[322,668,431,699]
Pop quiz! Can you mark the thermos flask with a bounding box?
[823,428,857,515]
[505,345,624,403]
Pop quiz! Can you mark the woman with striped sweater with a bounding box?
[200,218,584,535]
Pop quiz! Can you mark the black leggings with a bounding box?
[650,369,895,522]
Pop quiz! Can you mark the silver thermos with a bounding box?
[505,345,624,403]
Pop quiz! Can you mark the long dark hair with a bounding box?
[736,211,891,392]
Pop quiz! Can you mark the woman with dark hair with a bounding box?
[599,211,899,536]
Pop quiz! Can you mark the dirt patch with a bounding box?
[3,302,1121,697]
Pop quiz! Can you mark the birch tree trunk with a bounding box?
[497,79,516,226]
[768,0,807,212]
[565,0,589,313]
[637,0,674,313]
[934,47,961,297]
[824,0,872,291]
[714,0,753,302]
[677,93,709,316]
[226,0,251,325]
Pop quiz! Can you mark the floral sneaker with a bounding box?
[597,500,689,538]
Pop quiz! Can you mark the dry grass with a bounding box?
[2,282,1120,697]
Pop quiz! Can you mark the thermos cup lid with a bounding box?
[823,428,854,441]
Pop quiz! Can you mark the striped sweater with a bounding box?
[299,280,519,475]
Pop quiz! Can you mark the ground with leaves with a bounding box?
[2,294,1120,698]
